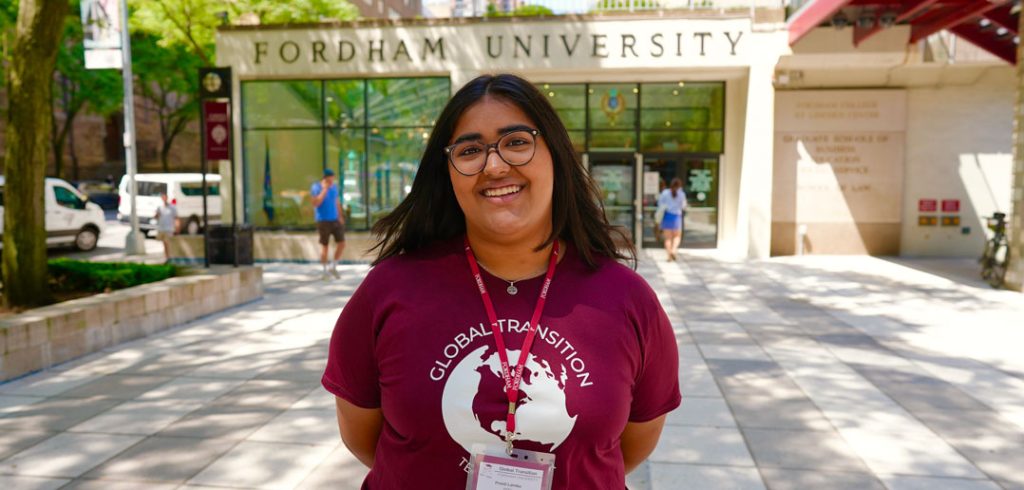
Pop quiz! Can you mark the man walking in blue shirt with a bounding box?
[311,169,346,279]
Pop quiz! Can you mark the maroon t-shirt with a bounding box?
[322,239,681,489]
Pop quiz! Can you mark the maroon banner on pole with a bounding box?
[204,101,231,161]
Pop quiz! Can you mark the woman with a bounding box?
[322,74,680,489]
[658,178,687,261]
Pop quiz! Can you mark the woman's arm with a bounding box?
[620,414,668,475]
[335,396,384,469]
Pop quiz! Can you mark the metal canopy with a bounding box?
[788,0,1020,64]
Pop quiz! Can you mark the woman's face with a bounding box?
[448,96,554,243]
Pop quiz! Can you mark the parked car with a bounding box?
[74,180,119,211]
[0,176,106,251]
[118,173,222,236]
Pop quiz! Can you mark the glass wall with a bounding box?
[242,77,449,230]
[539,81,725,155]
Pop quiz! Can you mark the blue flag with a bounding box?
[262,138,274,222]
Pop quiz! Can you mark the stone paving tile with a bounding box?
[81,436,238,483]
[58,479,179,489]
[246,408,339,446]
[689,330,757,345]
[679,365,723,398]
[0,396,122,432]
[187,441,335,489]
[0,394,45,415]
[57,375,174,401]
[0,370,102,397]
[700,344,774,362]
[153,405,283,441]
[665,396,736,428]
[741,428,869,472]
[67,399,205,435]
[0,433,143,478]
[648,463,765,490]
[0,475,69,490]
[879,475,1003,490]
[137,377,246,402]
[757,468,885,490]
[294,444,367,490]
[0,430,57,462]
[648,426,755,467]
[910,409,1024,486]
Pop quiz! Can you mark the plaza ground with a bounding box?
[1,248,1023,489]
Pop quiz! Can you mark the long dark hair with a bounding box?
[670,177,682,198]
[371,74,635,269]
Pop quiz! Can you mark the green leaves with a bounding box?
[48,258,177,293]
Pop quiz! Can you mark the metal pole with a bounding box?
[230,95,238,268]
[201,98,210,268]
[120,0,144,255]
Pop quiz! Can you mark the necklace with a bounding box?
[476,262,544,296]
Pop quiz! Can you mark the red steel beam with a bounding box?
[788,0,854,45]
[855,0,943,47]
[895,0,942,23]
[910,0,1008,43]
[983,3,1018,34]
[950,21,1016,64]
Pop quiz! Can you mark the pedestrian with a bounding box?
[658,177,687,261]
[155,192,178,262]
[311,168,346,279]
[322,74,680,489]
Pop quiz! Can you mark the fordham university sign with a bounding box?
[218,18,761,75]
[252,31,745,65]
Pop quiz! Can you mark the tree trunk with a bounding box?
[3,0,69,308]
[1009,13,1024,291]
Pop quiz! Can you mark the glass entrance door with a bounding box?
[590,153,636,243]
[642,154,719,249]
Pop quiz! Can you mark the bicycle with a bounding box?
[979,212,1010,288]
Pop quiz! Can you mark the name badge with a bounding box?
[466,443,555,490]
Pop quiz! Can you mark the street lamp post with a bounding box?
[120,0,144,255]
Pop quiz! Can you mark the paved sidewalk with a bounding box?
[1,251,1023,489]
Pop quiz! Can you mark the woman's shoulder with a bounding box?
[567,251,657,301]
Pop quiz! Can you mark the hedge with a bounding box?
[49,259,177,293]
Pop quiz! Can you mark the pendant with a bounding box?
[506,282,518,295]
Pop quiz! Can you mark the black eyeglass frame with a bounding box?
[444,129,541,176]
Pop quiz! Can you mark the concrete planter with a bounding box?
[0,266,263,382]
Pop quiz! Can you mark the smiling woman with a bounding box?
[321,74,682,490]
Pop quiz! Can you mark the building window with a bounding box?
[241,77,450,231]
[537,81,725,155]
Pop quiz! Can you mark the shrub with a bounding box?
[49,259,177,293]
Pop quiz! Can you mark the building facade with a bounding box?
[214,12,1016,260]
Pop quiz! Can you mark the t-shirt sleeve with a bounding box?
[629,284,682,422]
[322,272,382,408]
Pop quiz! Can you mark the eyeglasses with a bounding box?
[444,129,539,176]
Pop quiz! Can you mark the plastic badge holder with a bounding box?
[466,443,556,490]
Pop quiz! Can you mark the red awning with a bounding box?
[787,0,1019,64]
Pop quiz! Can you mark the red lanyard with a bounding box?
[463,236,560,451]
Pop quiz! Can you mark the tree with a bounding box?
[3,0,69,309]
[132,33,202,172]
[52,5,122,180]
[126,0,358,172]
[130,0,359,65]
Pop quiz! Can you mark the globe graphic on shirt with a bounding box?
[441,345,577,454]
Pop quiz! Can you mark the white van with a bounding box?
[118,174,221,236]
[0,176,107,251]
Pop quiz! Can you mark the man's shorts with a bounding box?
[157,230,174,241]
[317,220,346,245]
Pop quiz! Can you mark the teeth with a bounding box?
[484,185,522,197]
